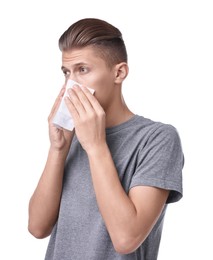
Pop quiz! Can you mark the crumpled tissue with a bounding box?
[52,79,95,131]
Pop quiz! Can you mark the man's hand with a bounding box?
[48,86,74,152]
[65,85,106,154]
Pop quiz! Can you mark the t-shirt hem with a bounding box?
[129,177,183,204]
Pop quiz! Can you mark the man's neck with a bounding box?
[105,96,134,128]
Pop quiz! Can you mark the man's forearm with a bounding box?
[87,143,138,250]
[28,148,67,238]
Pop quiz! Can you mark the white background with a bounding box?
[0,0,212,259]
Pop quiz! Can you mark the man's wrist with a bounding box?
[86,142,110,159]
[49,146,69,162]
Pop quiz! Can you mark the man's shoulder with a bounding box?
[106,114,180,148]
[135,115,178,133]
[126,115,181,148]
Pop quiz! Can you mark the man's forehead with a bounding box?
[62,47,95,60]
[61,47,105,68]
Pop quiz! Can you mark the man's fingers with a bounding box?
[81,86,104,114]
[71,85,94,113]
[64,96,80,121]
[65,85,105,125]
[67,88,86,115]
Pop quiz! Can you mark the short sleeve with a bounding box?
[129,124,184,203]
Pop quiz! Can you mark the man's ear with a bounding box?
[114,62,129,84]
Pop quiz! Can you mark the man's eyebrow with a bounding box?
[61,66,69,71]
[61,63,88,71]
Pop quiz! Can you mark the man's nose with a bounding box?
[68,74,79,83]
[68,75,77,82]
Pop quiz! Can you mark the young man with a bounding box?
[28,18,184,260]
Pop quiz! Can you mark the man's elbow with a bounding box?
[28,222,51,239]
[113,235,143,255]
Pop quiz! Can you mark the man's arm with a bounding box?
[65,85,169,254]
[88,145,169,254]
[28,87,74,238]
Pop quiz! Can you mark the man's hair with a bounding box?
[59,18,127,68]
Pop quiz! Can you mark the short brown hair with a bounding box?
[59,18,127,68]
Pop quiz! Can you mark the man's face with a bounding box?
[61,46,117,110]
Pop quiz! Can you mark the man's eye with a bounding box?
[63,71,70,77]
[79,67,88,73]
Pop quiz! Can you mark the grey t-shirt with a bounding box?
[45,115,184,260]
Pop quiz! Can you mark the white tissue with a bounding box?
[52,79,95,131]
